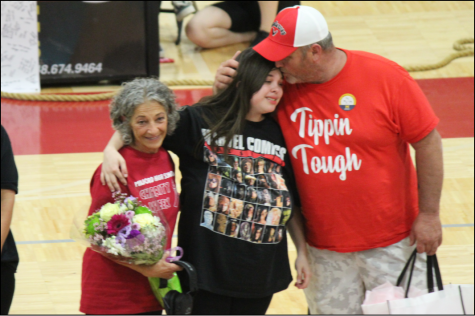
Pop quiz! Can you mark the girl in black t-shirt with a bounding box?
[101,48,310,315]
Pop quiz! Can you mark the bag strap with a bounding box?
[397,249,444,298]
[397,248,418,298]
[173,260,199,293]
[405,249,418,298]
[397,249,417,287]
[433,254,443,290]
[427,254,444,293]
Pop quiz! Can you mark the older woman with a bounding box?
[80,79,183,315]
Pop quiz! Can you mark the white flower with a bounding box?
[99,203,123,222]
[133,213,156,228]
[153,216,161,226]
[103,236,130,257]
[119,204,128,213]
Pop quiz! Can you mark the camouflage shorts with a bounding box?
[304,237,427,314]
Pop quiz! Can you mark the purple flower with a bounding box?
[118,225,132,238]
[116,235,126,246]
[126,230,141,239]
[124,196,137,204]
[125,233,145,248]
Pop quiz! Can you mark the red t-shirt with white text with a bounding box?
[276,48,439,252]
[80,146,179,314]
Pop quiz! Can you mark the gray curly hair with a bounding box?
[109,78,180,145]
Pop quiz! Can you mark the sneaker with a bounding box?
[172,1,196,22]
[251,30,270,47]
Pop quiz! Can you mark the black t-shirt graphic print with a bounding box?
[201,143,292,245]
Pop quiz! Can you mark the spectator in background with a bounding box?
[172,1,196,22]
[185,1,300,48]
[1,125,19,315]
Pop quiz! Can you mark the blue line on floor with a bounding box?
[442,223,474,228]
[16,239,75,245]
[15,225,473,245]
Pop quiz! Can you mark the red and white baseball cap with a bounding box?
[253,6,329,62]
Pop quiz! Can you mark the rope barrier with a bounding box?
[0,78,215,102]
[1,38,472,102]
[402,38,473,72]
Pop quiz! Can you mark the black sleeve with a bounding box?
[163,106,205,159]
[1,126,18,194]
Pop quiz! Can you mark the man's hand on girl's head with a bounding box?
[213,51,241,95]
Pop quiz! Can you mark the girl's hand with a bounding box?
[294,253,311,289]
[100,146,128,192]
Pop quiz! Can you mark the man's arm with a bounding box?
[410,128,444,255]
[287,205,311,289]
[1,189,16,253]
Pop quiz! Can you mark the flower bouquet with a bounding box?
[71,192,183,308]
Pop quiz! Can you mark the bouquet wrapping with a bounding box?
[71,192,183,307]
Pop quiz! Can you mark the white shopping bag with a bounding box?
[459,284,474,314]
[362,249,474,315]
[387,284,473,314]
[361,281,426,314]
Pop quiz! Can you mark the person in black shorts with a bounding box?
[185,1,299,48]
[1,125,19,315]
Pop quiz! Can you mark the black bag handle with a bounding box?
[172,260,199,293]
[397,249,443,298]
[397,249,417,298]
[158,260,198,293]
[427,254,443,293]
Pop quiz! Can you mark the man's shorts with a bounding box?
[304,237,428,314]
[211,1,300,33]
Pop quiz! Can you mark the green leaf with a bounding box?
[134,206,152,215]
[85,214,102,236]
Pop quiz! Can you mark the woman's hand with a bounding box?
[294,253,311,289]
[100,145,128,192]
[117,253,184,279]
[142,255,184,279]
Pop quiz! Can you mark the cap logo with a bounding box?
[271,21,286,36]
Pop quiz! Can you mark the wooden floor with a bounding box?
[7,1,474,314]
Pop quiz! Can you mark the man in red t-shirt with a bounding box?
[213,6,443,314]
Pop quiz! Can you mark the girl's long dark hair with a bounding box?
[195,48,276,157]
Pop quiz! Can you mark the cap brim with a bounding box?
[253,38,299,62]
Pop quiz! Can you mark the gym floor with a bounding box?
[1,1,473,314]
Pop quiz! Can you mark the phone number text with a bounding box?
[40,63,103,75]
